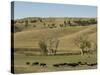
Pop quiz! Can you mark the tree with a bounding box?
[25,20,28,28]
[38,38,60,56]
[48,38,59,55]
[59,24,63,27]
[38,39,48,55]
[89,18,97,24]
[38,18,42,22]
[67,20,71,26]
[51,23,56,28]
[85,40,91,51]
[43,23,46,28]
[54,39,60,55]
[64,21,67,27]
[73,34,91,55]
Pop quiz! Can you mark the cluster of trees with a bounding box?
[38,34,97,56]
[45,18,97,28]
[38,38,60,56]
[13,18,97,32]
[73,18,97,26]
[11,20,23,32]
[67,18,97,26]
[48,24,57,28]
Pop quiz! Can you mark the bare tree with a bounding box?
[64,21,67,27]
[73,34,91,55]
[54,39,60,55]
[38,38,60,56]
[48,38,60,55]
[38,39,48,55]
[67,20,71,26]
[25,20,28,28]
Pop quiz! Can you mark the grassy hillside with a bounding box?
[13,17,97,73]
[13,17,97,32]
[14,25,96,52]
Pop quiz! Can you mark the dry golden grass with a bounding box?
[13,24,97,74]
[14,25,97,52]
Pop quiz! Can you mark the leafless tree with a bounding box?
[38,38,60,56]
[73,34,92,55]
[38,39,48,55]
[48,38,60,55]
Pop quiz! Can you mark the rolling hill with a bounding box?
[14,25,97,52]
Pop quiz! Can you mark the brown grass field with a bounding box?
[12,18,97,74]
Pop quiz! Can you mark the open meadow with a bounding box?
[12,17,97,74]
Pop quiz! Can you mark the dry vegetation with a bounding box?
[12,17,97,73]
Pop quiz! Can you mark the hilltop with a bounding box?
[12,17,97,32]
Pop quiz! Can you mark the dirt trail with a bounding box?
[59,25,96,40]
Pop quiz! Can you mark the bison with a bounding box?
[67,63,79,67]
[26,62,30,65]
[40,63,47,67]
[53,64,60,67]
[32,62,39,66]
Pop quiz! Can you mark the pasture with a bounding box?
[14,52,97,74]
[12,17,97,74]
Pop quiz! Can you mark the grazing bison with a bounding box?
[79,62,87,65]
[32,62,39,66]
[26,62,30,65]
[40,63,47,67]
[78,61,82,64]
[59,63,67,66]
[87,63,97,66]
[53,64,59,67]
[67,63,79,67]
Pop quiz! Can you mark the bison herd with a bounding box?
[53,62,97,67]
[26,61,97,68]
[26,61,47,67]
